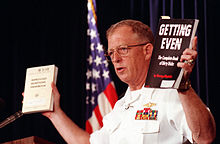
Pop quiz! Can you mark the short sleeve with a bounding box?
[167,89,193,143]
[90,127,109,144]
[89,99,123,144]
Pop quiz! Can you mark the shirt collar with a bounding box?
[123,85,155,107]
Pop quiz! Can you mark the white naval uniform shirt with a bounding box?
[90,87,193,144]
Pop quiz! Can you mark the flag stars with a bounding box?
[87,1,92,11]
[90,96,95,105]
[92,69,100,79]
[94,56,102,66]
[87,14,91,24]
[86,95,96,105]
[91,17,96,26]
[86,96,89,104]
[90,29,97,40]
[86,82,90,90]
[103,60,109,68]
[102,70,109,79]
[87,55,93,65]
[91,83,97,92]
[86,69,92,79]
[90,43,95,51]
[96,43,103,53]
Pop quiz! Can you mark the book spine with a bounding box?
[173,20,199,88]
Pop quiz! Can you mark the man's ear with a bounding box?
[143,43,153,61]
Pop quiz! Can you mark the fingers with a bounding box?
[179,36,198,64]
[177,36,198,79]
[192,36,197,51]
[51,82,60,97]
[178,48,197,72]
[181,48,198,62]
[180,53,194,62]
[177,61,193,72]
[22,92,24,103]
[51,82,61,107]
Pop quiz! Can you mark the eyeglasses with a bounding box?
[105,42,149,61]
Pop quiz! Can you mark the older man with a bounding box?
[44,20,216,144]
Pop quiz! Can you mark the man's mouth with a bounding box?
[116,67,125,73]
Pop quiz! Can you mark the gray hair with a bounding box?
[106,19,154,44]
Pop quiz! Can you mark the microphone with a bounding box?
[0,110,23,128]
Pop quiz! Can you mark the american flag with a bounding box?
[86,0,118,134]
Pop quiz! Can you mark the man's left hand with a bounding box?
[177,36,198,80]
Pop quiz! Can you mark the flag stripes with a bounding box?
[86,0,118,134]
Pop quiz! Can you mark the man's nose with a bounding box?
[112,51,122,63]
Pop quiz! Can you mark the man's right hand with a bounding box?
[23,82,90,144]
[41,82,61,119]
[22,82,61,119]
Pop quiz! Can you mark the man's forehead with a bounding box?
[107,26,139,49]
[109,25,133,35]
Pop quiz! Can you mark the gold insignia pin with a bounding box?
[143,102,156,107]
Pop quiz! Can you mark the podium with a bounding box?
[2,136,55,144]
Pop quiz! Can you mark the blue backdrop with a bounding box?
[0,0,219,143]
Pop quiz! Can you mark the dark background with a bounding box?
[0,0,219,143]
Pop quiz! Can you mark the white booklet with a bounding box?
[22,65,58,114]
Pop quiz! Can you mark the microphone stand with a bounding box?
[0,111,23,128]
